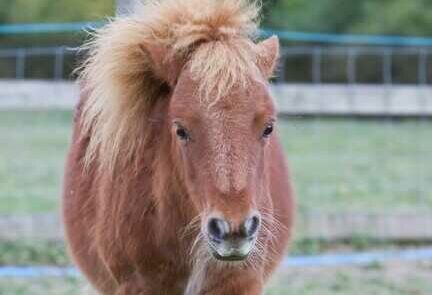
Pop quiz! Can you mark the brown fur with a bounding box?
[63,1,295,294]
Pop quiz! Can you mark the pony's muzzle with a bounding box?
[206,215,260,261]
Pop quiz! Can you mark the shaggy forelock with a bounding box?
[79,0,262,170]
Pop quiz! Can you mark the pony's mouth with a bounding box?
[211,250,248,261]
[208,238,255,261]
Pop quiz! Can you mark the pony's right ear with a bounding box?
[140,43,184,87]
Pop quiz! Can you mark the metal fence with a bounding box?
[278,46,431,85]
[0,46,77,80]
[0,45,431,84]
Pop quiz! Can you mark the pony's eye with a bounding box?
[262,123,274,138]
[176,126,190,141]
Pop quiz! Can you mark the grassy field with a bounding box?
[1,110,432,294]
[1,110,431,214]
[0,111,71,213]
[266,261,432,295]
[1,261,431,295]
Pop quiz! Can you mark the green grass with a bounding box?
[0,240,69,266]
[0,277,83,295]
[0,110,431,213]
[1,110,431,293]
[279,118,432,212]
[0,261,431,295]
[0,110,72,213]
[266,261,432,295]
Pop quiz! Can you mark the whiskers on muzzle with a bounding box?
[184,209,285,272]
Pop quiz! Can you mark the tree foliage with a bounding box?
[0,0,114,24]
[264,0,432,36]
[0,0,115,49]
[1,0,431,36]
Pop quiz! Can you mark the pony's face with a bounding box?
[170,74,276,261]
[147,36,279,261]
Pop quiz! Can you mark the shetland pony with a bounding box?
[63,0,295,294]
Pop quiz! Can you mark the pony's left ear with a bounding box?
[256,35,280,79]
[141,43,184,87]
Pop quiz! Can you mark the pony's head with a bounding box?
[80,0,279,262]
[163,37,278,261]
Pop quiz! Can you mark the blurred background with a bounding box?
[0,0,431,294]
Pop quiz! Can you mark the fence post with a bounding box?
[418,48,428,85]
[347,48,357,84]
[383,48,393,85]
[312,47,322,84]
[54,47,65,80]
[15,49,26,79]
[277,53,287,83]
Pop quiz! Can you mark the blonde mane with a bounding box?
[79,0,262,171]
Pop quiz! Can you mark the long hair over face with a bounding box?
[78,0,263,172]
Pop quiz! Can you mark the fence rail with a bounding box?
[2,21,432,46]
[0,45,430,85]
[0,47,77,80]
[278,46,431,85]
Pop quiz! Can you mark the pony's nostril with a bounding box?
[243,215,260,238]
[207,218,228,242]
